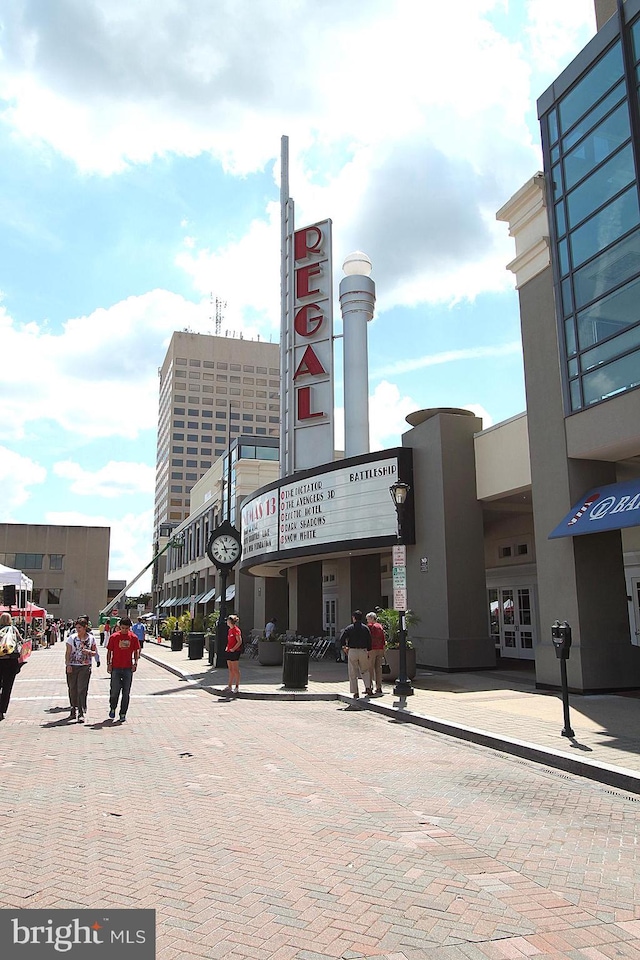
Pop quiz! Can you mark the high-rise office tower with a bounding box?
[153,332,280,539]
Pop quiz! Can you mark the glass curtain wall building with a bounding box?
[538,0,640,413]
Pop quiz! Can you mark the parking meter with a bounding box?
[551,620,572,659]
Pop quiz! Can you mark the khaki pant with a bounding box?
[347,648,371,696]
[369,649,385,692]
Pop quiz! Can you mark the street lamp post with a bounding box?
[389,481,413,700]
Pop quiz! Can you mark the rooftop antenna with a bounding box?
[215,297,226,336]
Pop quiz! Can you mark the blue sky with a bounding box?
[0,0,596,588]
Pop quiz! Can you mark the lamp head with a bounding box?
[389,481,410,507]
[342,251,373,277]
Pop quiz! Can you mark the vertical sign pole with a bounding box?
[280,135,295,479]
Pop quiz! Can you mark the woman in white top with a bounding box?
[65,617,99,723]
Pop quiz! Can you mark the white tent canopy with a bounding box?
[0,562,33,592]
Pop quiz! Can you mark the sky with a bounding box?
[0,0,597,592]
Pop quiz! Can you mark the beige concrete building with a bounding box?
[157,436,283,630]
[153,332,280,538]
[0,523,110,623]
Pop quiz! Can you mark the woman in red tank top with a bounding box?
[223,615,243,695]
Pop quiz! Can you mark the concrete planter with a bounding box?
[258,639,283,666]
[383,647,417,682]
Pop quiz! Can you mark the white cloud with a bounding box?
[335,380,420,453]
[0,0,596,313]
[46,508,154,590]
[0,291,220,441]
[373,342,523,378]
[369,382,420,451]
[464,404,495,429]
[53,460,156,498]
[0,445,47,513]
[176,203,282,332]
[525,0,596,73]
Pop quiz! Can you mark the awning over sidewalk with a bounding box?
[215,584,236,603]
[199,588,216,603]
[549,478,640,539]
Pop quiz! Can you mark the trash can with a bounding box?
[170,630,184,652]
[188,632,205,660]
[282,641,312,690]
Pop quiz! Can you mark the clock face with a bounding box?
[210,534,241,565]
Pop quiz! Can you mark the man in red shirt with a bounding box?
[106,617,141,722]
[366,612,387,696]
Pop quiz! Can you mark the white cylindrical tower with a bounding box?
[339,252,376,458]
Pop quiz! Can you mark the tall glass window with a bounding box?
[540,21,640,413]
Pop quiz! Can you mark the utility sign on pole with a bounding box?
[392,545,406,566]
[392,545,407,611]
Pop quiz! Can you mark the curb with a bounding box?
[143,649,640,796]
[353,697,640,797]
[141,649,337,701]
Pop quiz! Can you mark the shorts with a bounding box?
[225,650,241,661]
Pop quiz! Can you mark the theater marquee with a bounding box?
[240,448,414,567]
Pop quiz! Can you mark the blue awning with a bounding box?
[549,479,640,539]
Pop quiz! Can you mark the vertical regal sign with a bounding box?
[281,137,334,475]
[291,220,334,470]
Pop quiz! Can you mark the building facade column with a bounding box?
[402,408,494,670]
[498,177,640,691]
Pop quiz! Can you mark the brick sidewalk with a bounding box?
[142,640,640,793]
[2,646,640,959]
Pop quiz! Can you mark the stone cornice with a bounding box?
[496,174,551,288]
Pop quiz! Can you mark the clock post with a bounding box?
[214,566,229,668]
[206,519,242,668]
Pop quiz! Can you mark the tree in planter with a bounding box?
[375,607,419,682]
[193,612,205,633]
[375,608,418,648]
[177,612,191,634]
[161,616,177,639]
[205,612,219,633]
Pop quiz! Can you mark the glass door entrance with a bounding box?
[489,586,536,660]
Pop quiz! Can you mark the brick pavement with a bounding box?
[1,645,640,959]
[143,640,640,793]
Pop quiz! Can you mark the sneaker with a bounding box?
[108,710,116,720]
[365,688,373,697]
[77,714,85,724]
[221,686,233,695]
[69,708,77,720]
[119,715,126,723]
[375,689,384,696]
[352,693,360,699]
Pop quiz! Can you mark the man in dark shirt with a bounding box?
[339,610,372,699]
